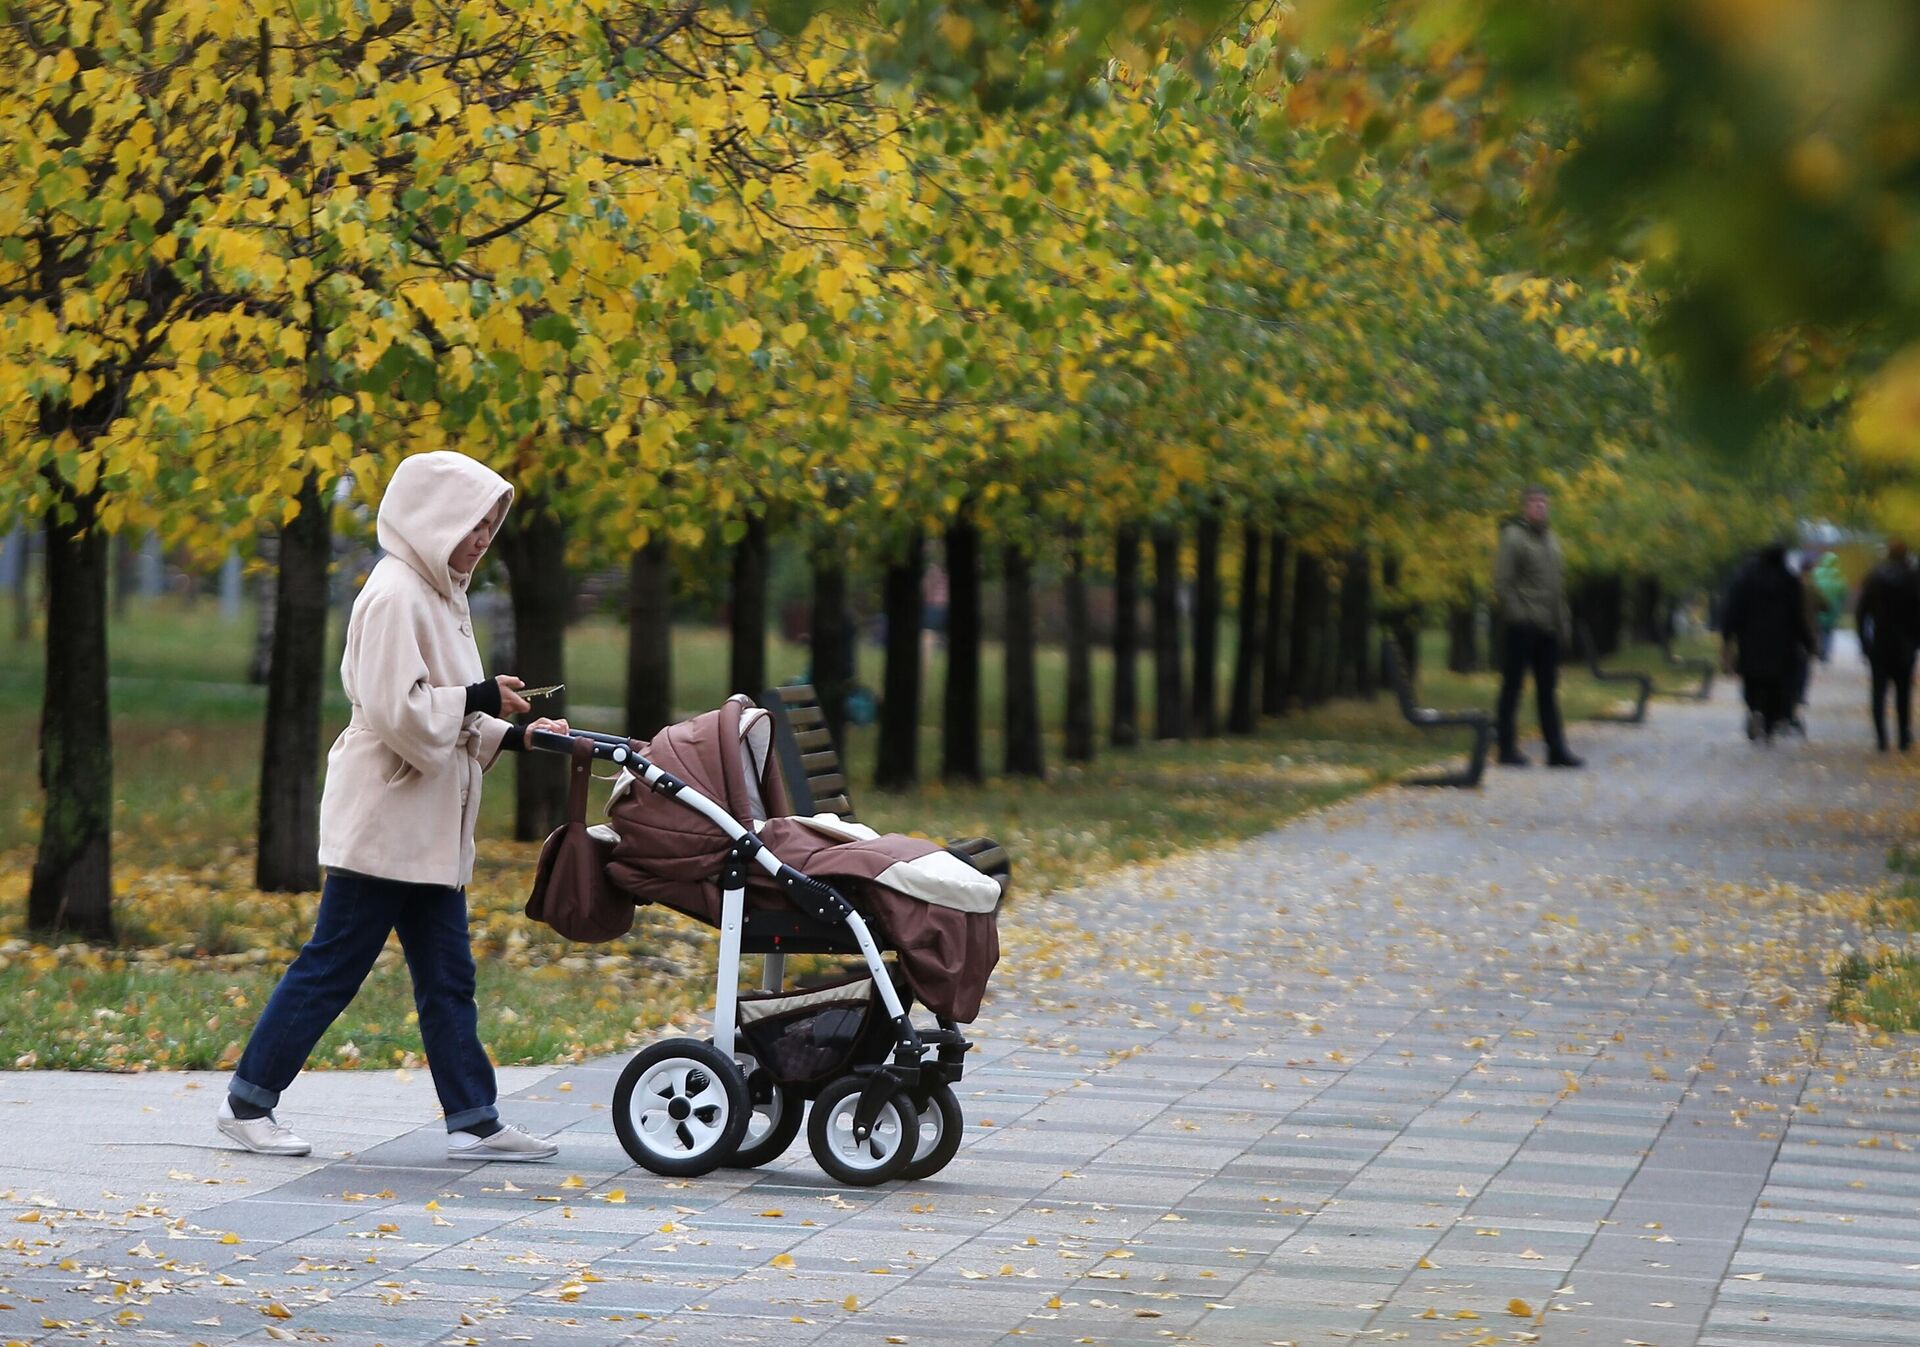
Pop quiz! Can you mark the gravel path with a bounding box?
[3,641,1917,1347]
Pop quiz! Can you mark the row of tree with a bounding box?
[1,4,1835,938]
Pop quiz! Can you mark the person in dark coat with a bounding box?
[1722,542,1818,743]
[1857,540,1920,751]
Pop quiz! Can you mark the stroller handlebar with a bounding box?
[527,727,640,762]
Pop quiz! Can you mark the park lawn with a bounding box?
[1831,849,1920,1034]
[0,597,1661,1072]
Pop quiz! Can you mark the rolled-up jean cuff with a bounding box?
[444,1104,500,1131]
[228,1076,279,1109]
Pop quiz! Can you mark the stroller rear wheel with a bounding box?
[714,1046,804,1169]
[806,1075,919,1186]
[613,1038,749,1177]
[901,1079,963,1182]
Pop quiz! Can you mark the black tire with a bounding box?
[612,1038,749,1178]
[901,1080,963,1182]
[806,1075,919,1187]
[722,1048,805,1169]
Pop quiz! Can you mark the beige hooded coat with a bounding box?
[317,452,516,888]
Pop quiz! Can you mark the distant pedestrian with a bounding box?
[1493,485,1583,768]
[1722,542,1817,743]
[1812,552,1849,661]
[1856,540,1920,752]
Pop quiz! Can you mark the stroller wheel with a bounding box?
[613,1038,749,1178]
[806,1075,919,1187]
[901,1080,963,1182]
[715,1047,804,1169]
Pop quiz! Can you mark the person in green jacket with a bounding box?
[1812,551,1848,661]
[1493,485,1583,768]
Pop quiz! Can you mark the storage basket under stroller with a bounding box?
[737,975,895,1087]
[528,697,1000,1186]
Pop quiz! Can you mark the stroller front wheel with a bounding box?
[613,1038,749,1178]
[901,1079,964,1182]
[807,1075,919,1187]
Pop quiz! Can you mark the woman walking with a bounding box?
[218,451,566,1161]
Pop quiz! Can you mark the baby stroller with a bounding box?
[528,696,1005,1187]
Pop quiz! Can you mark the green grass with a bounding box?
[1830,848,1920,1034]
[0,596,1687,1070]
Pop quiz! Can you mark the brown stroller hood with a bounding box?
[605,696,1001,1023]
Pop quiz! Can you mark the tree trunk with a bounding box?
[1318,563,1341,698]
[29,494,113,940]
[1336,546,1374,698]
[1227,519,1263,734]
[1152,522,1185,740]
[728,514,768,697]
[874,533,923,790]
[1596,573,1624,654]
[626,539,673,740]
[498,502,571,842]
[1190,511,1221,737]
[1063,545,1095,761]
[1290,551,1328,707]
[1003,545,1044,778]
[1447,600,1481,673]
[942,513,983,782]
[248,530,278,685]
[1569,573,1624,659]
[255,475,332,893]
[810,553,852,747]
[1110,523,1141,748]
[1261,530,1289,715]
[1379,554,1419,690]
[1630,575,1663,644]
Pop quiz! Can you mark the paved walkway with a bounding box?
[5,647,1920,1347]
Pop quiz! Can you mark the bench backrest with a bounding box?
[759,684,856,820]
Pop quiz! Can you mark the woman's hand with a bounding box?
[527,717,572,738]
[496,675,532,716]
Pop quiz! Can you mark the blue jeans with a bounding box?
[231,871,498,1130]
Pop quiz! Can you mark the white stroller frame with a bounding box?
[530,726,945,1182]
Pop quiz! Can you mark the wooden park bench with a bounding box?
[1659,629,1715,701]
[1381,640,1492,788]
[759,683,1011,887]
[1575,624,1653,724]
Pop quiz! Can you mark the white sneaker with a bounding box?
[447,1124,558,1162]
[216,1100,312,1157]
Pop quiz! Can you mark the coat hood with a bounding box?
[375,452,514,598]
